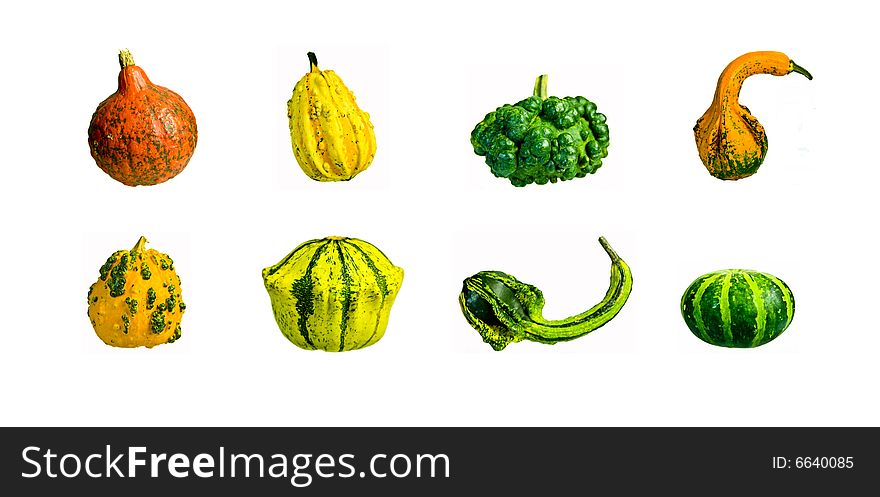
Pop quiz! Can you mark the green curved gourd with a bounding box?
[680,269,795,348]
[458,237,632,351]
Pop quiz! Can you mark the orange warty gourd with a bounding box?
[88,50,198,186]
[694,51,812,180]
[87,236,186,348]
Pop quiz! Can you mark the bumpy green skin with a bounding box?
[458,237,631,350]
[680,269,795,348]
[471,75,610,187]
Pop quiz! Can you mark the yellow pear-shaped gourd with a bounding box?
[87,236,186,348]
[262,236,403,351]
[694,51,812,180]
[287,52,377,181]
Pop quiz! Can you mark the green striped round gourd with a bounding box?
[262,236,403,352]
[680,269,794,348]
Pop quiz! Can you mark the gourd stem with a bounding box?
[131,236,148,254]
[533,75,548,100]
[118,49,135,69]
[598,236,620,262]
[307,52,319,71]
[789,60,813,81]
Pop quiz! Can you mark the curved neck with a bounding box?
[527,260,628,327]
[524,237,630,338]
[711,51,799,108]
[713,63,749,108]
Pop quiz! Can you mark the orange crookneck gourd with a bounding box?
[694,51,812,180]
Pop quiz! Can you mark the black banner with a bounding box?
[1,428,875,493]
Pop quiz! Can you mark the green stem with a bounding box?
[118,49,135,69]
[598,236,620,262]
[131,236,148,254]
[533,74,548,99]
[789,60,813,80]
[307,52,319,71]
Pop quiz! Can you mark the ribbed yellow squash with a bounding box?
[262,236,403,352]
[287,52,377,181]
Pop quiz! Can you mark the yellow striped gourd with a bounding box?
[262,237,403,352]
[287,52,377,181]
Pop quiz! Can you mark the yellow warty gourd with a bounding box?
[287,52,377,181]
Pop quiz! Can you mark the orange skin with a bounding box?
[88,50,198,186]
[87,236,185,348]
[694,51,812,180]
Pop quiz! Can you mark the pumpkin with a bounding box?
[88,50,198,186]
[262,236,403,351]
[680,269,794,348]
[287,52,377,181]
[693,51,812,180]
[459,236,631,351]
[87,236,186,348]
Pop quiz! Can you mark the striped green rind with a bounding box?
[262,237,404,352]
[680,269,795,348]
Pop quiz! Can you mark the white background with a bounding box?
[0,0,876,426]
